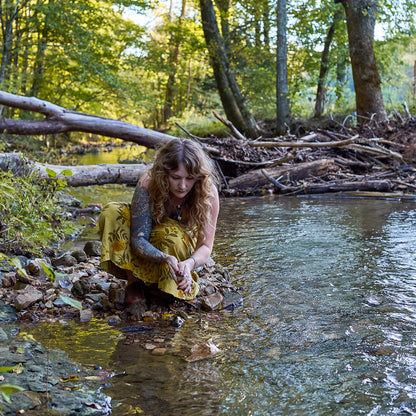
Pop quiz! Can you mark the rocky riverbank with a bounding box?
[0,240,241,414]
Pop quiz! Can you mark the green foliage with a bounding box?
[167,109,229,138]
[41,262,68,284]
[0,169,77,256]
[0,384,25,404]
[0,253,28,277]
[0,0,415,136]
[59,295,83,311]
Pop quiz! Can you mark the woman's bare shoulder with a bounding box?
[139,172,151,188]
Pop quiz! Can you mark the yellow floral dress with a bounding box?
[98,202,199,299]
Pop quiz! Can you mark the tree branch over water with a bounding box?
[0,91,176,148]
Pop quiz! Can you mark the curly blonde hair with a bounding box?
[148,138,219,239]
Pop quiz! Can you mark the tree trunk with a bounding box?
[0,1,22,87]
[276,0,290,135]
[0,91,177,148]
[314,9,342,118]
[213,0,232,53]
[336,0,387,122]
[199,0,260,138]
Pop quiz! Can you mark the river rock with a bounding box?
[72,278,91,297]
[2,271,17,287]
[27,258,50,279]
[0,338,111,416]
[51,253,78,267]
[14,286,43,310]
[0,327,8,342]
[0,300,17,322]
[151,347,167,356]
[80,308,94,323]
[200,292,224,311]
[84,241,102,257]
[108,284,125,310]
[71,249,88,263]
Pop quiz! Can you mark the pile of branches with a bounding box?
[205,114,416,198]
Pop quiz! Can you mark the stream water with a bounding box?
[28,181,416,415]
[18,146,416,415]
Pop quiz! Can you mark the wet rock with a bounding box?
[27,258,50,279]
[144,342,157,350]
[126,300,147,321]
[0,260,15,273]
[80,309,94,323]
[72,278,91,297]
[54,273,73,290]
[14,286,43,310]
[171,316,185,328]
[185,340,221,362]
[71,249,88,263]
[53,296,68,308]
[2,271,17,287]
[84,241,102,257]
[86,293,104,303]
[10,390,42,411]
[99,295,111,311]
[51,253,77,268]
[200,292,224,311]
[0,301,17,322]
[151,347,167,356]
[108,316,121,326]
[0,327,8,342]
[108,284,125,310]
[1,337,112,415]
[222,292,243,310]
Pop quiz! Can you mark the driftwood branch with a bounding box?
[212,110,246,140]
[0,91,176,148]
[248,135,359,148]
[248,134,403,160]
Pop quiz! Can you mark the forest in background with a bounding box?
[0,0,415,148]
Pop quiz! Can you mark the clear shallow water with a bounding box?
[32,193,416,415]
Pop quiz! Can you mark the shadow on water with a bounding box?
[27,193,416,415]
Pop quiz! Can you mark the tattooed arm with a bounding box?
[130,175,179,274]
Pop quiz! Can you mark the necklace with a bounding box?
[176,204,183,221]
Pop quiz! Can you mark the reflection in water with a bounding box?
[26,194,416,415]
[63,145,154,166]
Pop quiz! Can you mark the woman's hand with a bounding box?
[176,260,193,294]
[165,255,179,278]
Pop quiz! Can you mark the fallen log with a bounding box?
[0,152,149,186]
[300,180,391,194]
[228,159,338,191]
[0,91,176,148]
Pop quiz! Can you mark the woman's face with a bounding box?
[168,163,197,200]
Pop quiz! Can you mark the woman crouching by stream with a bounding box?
[98,138,220,305]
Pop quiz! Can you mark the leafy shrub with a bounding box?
[0,168,77,256]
